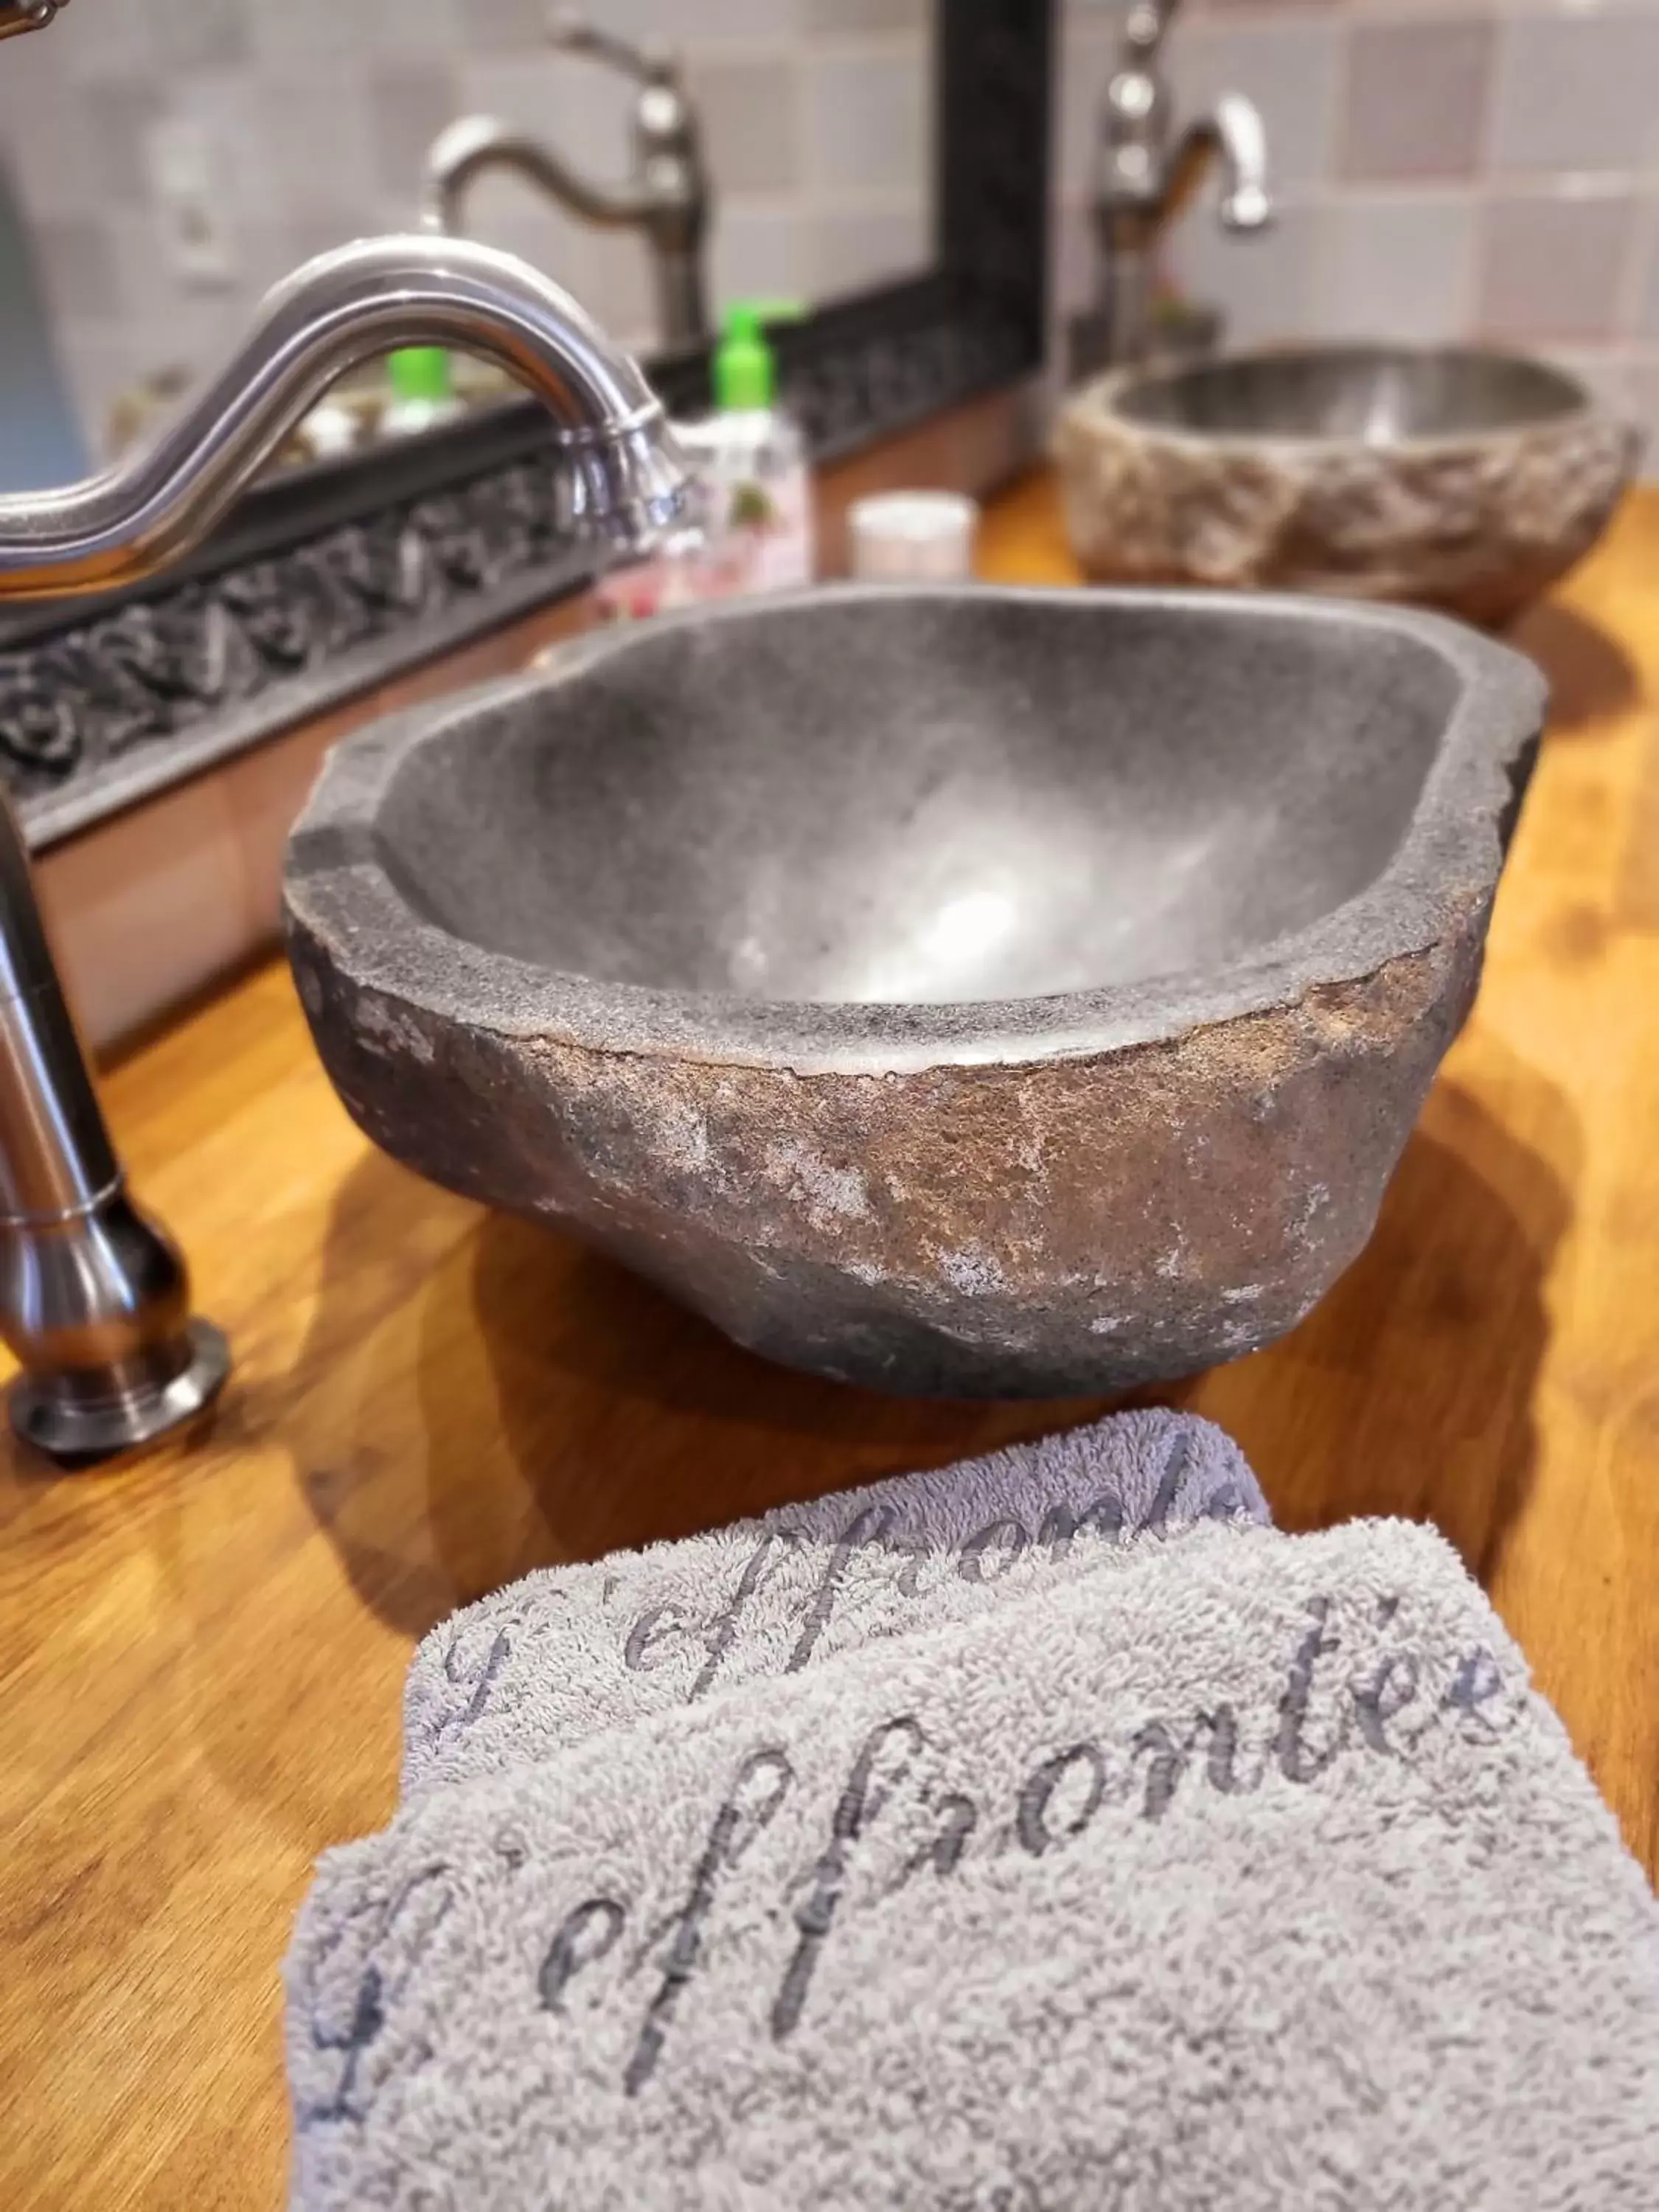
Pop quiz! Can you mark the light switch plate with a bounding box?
[144,112,237,290]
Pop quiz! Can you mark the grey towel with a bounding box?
[403,1408,1267,1798]
[288,1508,1659,2210]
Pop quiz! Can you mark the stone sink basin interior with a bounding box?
[288,584,1542,1399]
[1113,345,1586,447]
[373,594,1456,1009]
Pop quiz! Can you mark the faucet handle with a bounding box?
[547,7,678,85]
[1121,0,1177,66]
[0,1,70,41]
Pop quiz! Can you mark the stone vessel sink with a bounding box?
[1055,344,1637,626]
[284,585,1545,1398]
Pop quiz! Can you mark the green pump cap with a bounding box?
[713,300,802,411]
[388,346,451,403]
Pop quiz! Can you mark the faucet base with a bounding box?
[9,1316,230,1468]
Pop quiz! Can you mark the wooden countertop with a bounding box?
[4,474,1658,2209]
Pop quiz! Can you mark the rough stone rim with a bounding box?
[282,582,1547,1077]
[1071,343,1624,462]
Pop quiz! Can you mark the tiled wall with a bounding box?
[12,1,1659,470]
[0,0,932,457]
[1059,0,1659,463]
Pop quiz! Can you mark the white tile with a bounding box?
[710,207,813,308]
[1309,196,1477,346]
[810,198,929,299]
[1165,19,1340,192]
[1164,197,1318,349]
[806,49,930,195]
[1489,10,1659,176]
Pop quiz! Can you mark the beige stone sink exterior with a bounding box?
[1054,344,1638,626]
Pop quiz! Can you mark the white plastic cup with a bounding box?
[846,490,979,582]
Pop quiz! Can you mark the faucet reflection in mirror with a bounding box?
[422,9,711,353]
[1082,0,1272,370]
[0,222,690,1465]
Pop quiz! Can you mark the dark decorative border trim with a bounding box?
[4,0,1054,849]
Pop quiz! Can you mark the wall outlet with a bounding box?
[145,114,237,291]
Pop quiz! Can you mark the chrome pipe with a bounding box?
[0,791,228,1463]
[0,232,688,600]
[0,229,690,1462]
[0,2,69,41]
[422,17,711,352]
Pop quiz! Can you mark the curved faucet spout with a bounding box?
[0,231,690,601]
[1166,94,1273,233]
[422,116,652,238]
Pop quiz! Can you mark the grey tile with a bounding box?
[577,232,659,349]
[710,206,810,307]
[440,165,597,293]
[689,58,803,195]
[1164,196,1317,349]
[456,57,575,137]
[366,62,464,198]
[282,208,383,270]
[1478,191,1635,344]
[251,73,379,220]
[1341,20,1493,184]
[355,0,464,55]
[1308,195,1476,345]
[807,49,929,194]
[458,54,634,180]
[58,332,145,463]
[601,0,807,44]
[32,215,121,322]
[153,0,251,72]
[166,76,279,233]
[810,198,929,299]
[1058,15,1115,201]
[0,44,100,219]
[1490,11,1659,177]
[807,0,927,34]
[1165,20,1340,192]
[80,77,164,202]
[466,0,550,52]
[249,0,369,64]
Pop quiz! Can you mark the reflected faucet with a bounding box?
[422,10,710,352]
[0,227,689,1463]
[1084,0,1271,369]
[0,2,70,41]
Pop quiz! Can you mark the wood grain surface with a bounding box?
[3,473,1657,2209]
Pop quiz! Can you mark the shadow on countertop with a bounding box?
[290,1057,1572,1633]
[1509,600,1638,737]
[1162,1068,1576,1590]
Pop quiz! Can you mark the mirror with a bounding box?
[0,0,937,483]
[0,2,1053,851]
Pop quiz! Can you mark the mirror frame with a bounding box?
[1,0,1054,849]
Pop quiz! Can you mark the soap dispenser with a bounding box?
[698,300,815,593]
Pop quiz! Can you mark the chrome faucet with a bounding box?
[0,226,688,1463]
[1084,0,1271,369]
[422,9,711,352]
[0,2,70,40]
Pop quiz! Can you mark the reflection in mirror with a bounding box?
[0,1,936,487]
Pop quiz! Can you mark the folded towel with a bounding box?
[288,1507,1659,2211]
[403,1408,1267,1797]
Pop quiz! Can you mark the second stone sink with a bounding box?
[1055,344,1637,625]
[284,585,1545,1398]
